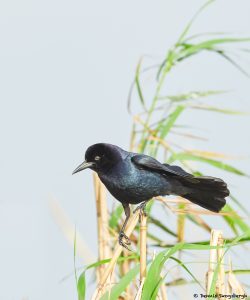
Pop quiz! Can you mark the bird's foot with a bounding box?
[118,231,132,251]
[133,201,147,217]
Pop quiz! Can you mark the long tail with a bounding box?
[180,176,229,212]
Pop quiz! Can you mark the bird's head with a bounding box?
[72,143,124,175]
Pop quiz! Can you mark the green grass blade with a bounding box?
[225,269,250,275]
[158,90,227,102]
[188,104,246,115]
[135,58,147,110]
[222,204,250,234]
[77,272,86,300]
[213,49,250,77]
[169,256,204,290]
[186,214,211,233]
[168,152,246,176]
[109,204,124,229]
[100,264,140,300]
[149,216,177,237]
[230,194,250,218]
[151,105,184,157]
[141,243,184,300]
[159,106,185,140]
[85,255,139,272]
[177,0,215,43]
[177,38,250,60]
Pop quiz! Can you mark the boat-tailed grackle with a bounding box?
[73,143,229,249]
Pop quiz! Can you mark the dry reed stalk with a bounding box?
[156,196,190,204]
[130,122,137,151]
[160,283,168,300]
[206,229,222,294]
[228,272,245,294]
[92,210,140,300]
[135,277,145,300]
[140,212,147,281]
[227,256,245,295]
[226,257,232,295]
[121,249,133,299]
[177,203,186,243]
[156,197,234,216]
[93,173,111,280]
[216,234,225,296]
[171,207,232,216]
[133,115,157,136]
[190,214,212,232]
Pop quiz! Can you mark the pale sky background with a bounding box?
[1,0,250,299]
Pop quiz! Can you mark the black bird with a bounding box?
[73,143,229,249]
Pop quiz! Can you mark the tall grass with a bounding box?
[74,2,250,299]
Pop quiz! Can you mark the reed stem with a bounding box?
[206,229,222,294]
[139,212,147,281]
[92,210,140,300]
[93,173,110,280]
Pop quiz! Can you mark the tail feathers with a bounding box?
[182,176,229,212]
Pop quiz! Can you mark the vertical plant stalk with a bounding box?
[140,212,147,281]
[93,173,111,280]
[206,229,222,294]
[160,283,168,300]
[226,257,233,295]
[92,210,140,300]
[121,248,133,299]
[227,256,245,295]
[135,278,145,300]
[217,234,225,296]
[177,201,186,242]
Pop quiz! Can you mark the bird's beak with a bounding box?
[72,161,95,175]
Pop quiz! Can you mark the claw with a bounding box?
[119,231,132,251]
[119,231,131,245]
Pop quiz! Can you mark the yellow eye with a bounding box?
[94,156,101,161]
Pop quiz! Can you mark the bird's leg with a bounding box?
[119,203,131,250]
[133,200,148,217]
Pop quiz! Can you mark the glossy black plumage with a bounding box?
[73,143,230,249]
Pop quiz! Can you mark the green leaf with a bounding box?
[166,278,190,286]
[158,90,227,102]
[214,49,250,77]
[168,152,246,176]
[225,269,250,275]
[223,214,239,236]
[77,272,86,300]
[147,231,164,244]
[186,214,211,233]
[141,243,184,300]
[85,255,139,272]
[177,0,215,43]
[149,216,177,237]
[169,256,203,289]
[230,194,250,218]
[187,104,246,115]
[159,106,185,140]
[222,204,250,234]
[135,58,146,110]
[177,38,250,61]
[148,105,184,157]
[109,204,124,229]
[100,264,140,300]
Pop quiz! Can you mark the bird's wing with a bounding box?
[131,154,194,178]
